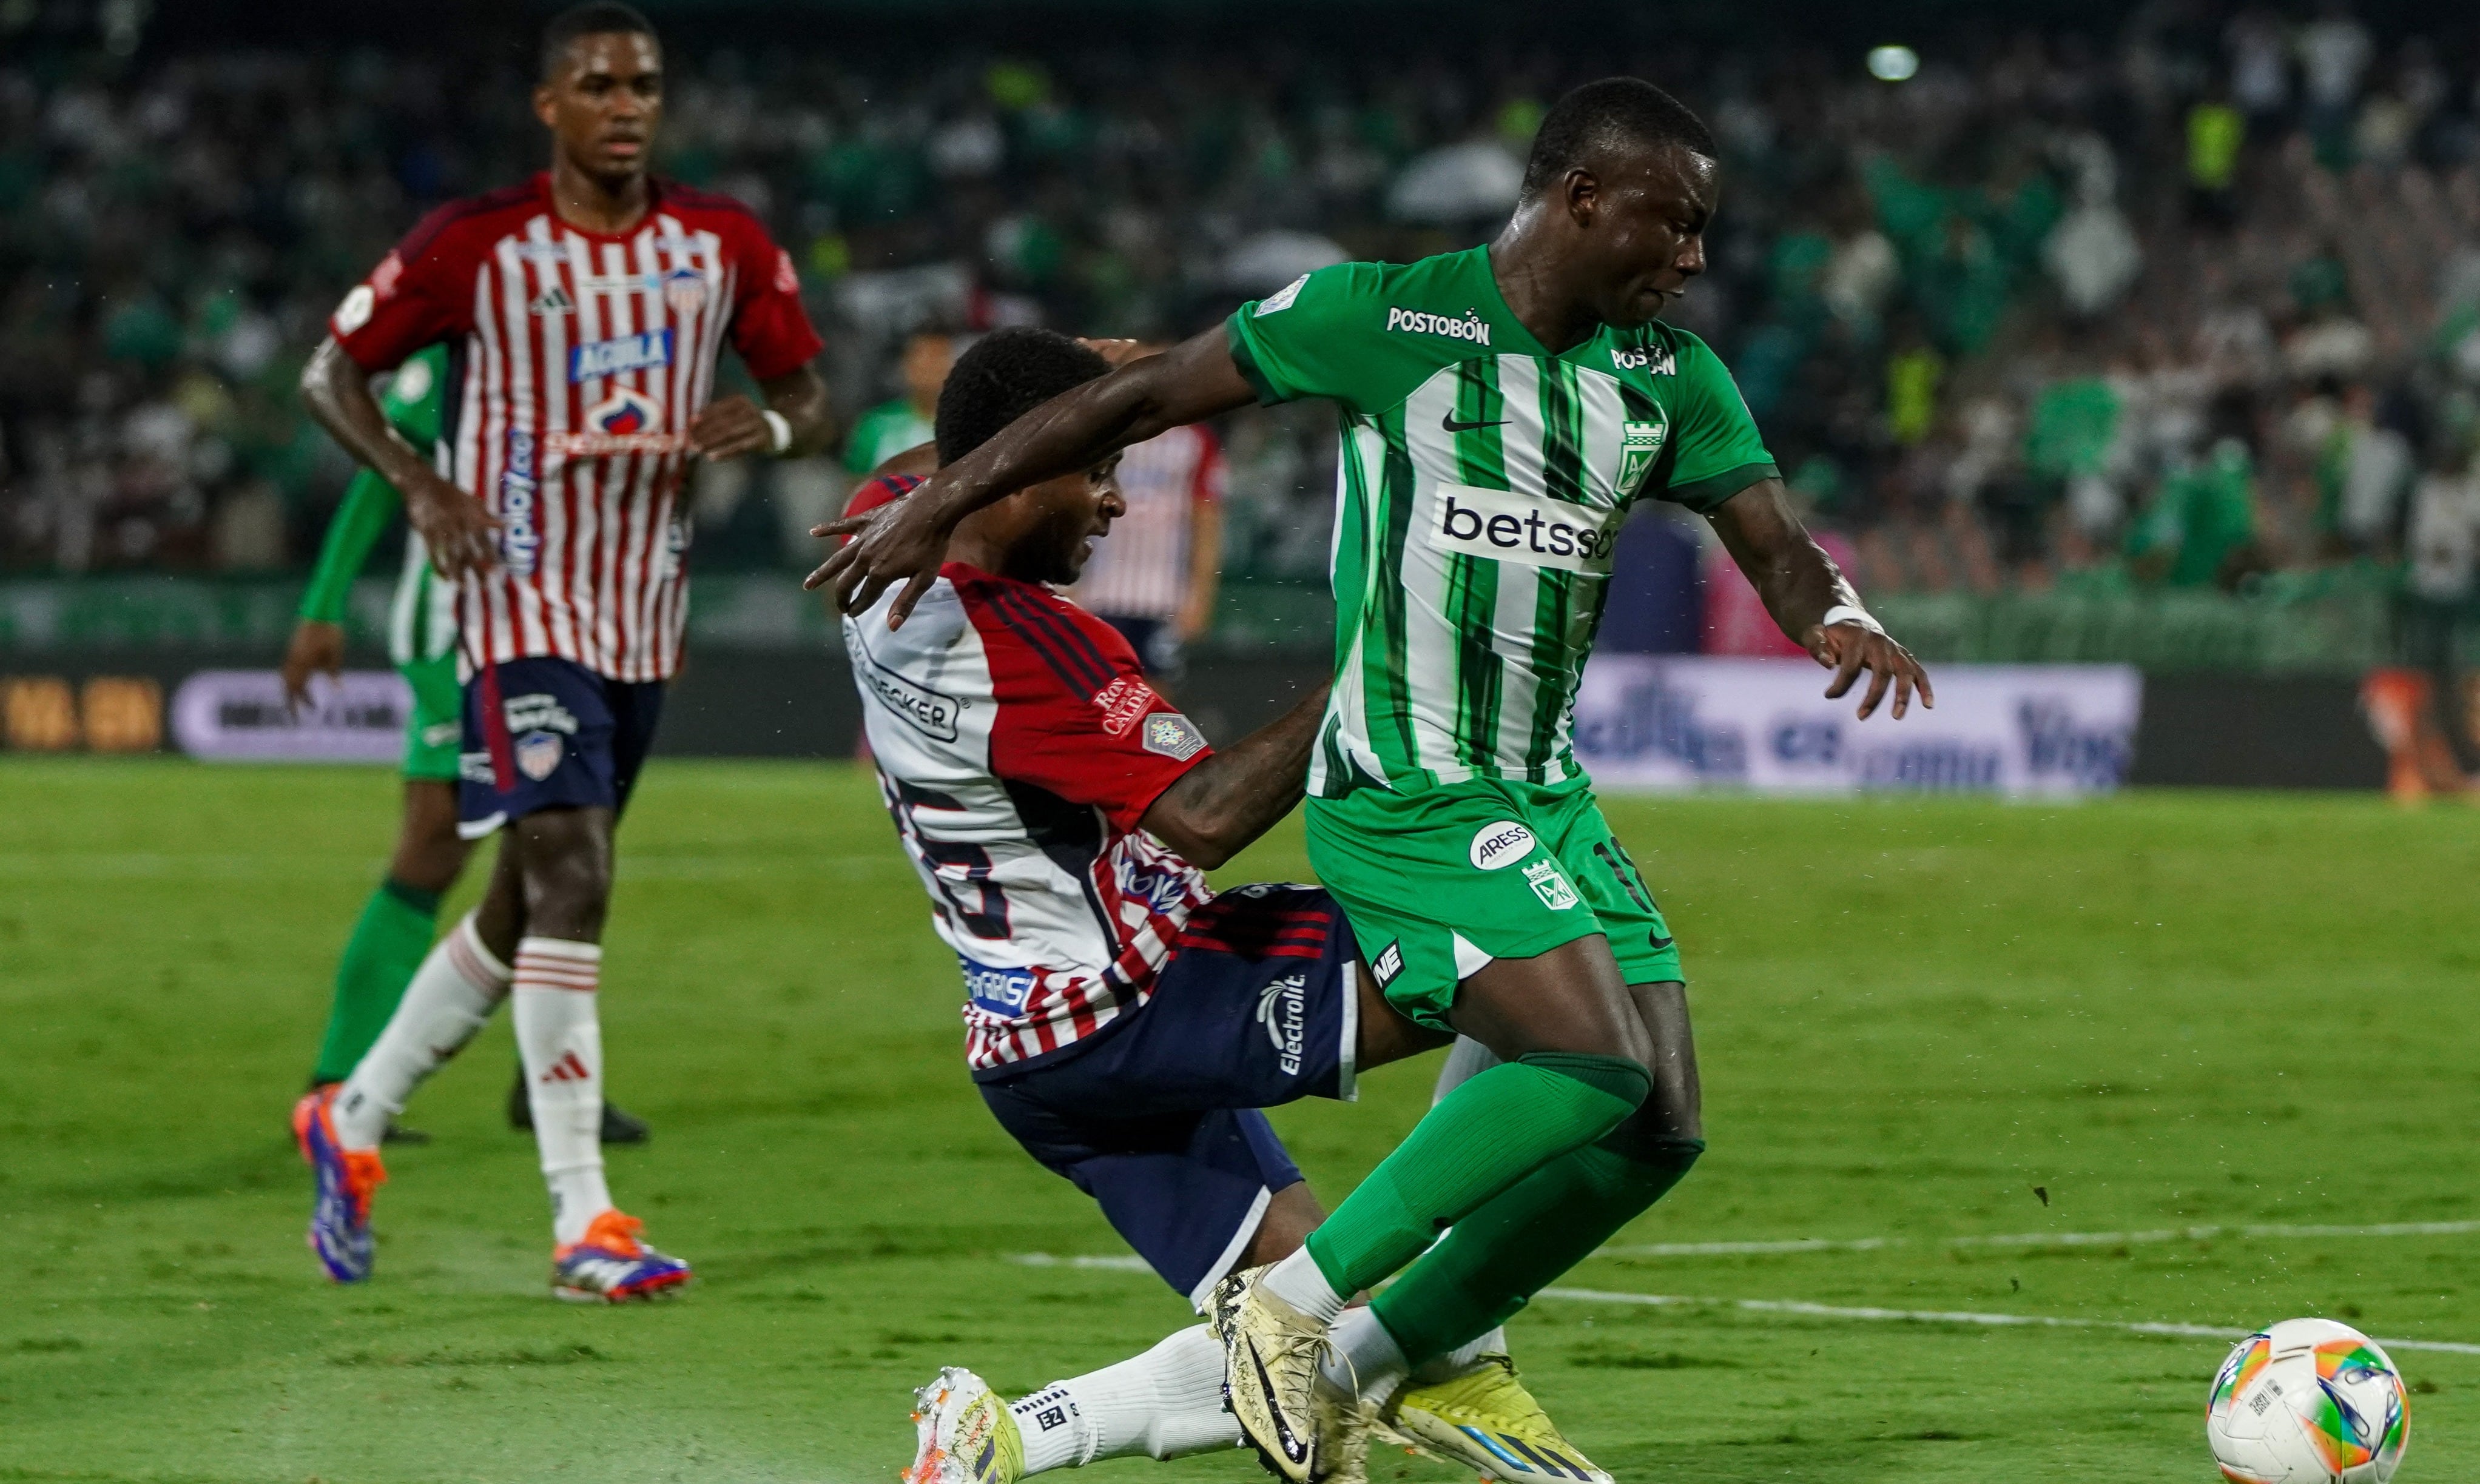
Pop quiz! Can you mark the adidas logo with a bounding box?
[529,286,576,316]
[539,1050,592,1083]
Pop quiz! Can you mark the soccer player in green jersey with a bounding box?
[818,78,1932,1476]
[283,346,470,1103]
[281,346,646,1145]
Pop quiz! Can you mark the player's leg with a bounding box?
[1357,807,1700,1480]
[1221,785,1655,1478]
[306,650,473,1093]
[479,664,685,1300]
[295,830,517,1283]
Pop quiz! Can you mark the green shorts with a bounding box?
[401,651,463,782]
[1305,774,1682,1032]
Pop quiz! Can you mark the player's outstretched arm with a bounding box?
[300,338,499,580]
[1707,478,1934,720]
[809,325,1256,627]
[1137,682,1330,870]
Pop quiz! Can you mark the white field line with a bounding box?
[1002,1256,2480,1358]
[0,851,902,881]
[1537,1287,2480,1357]
[1598,1218,2480,1258]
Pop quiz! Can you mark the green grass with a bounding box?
[2,758,2475,1482]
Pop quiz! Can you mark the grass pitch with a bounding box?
[2,757,2475,1483]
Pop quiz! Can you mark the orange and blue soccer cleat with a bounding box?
[551,1210,692,1302]
[292,1085,386,1283]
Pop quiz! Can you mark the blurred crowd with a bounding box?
[6,3,2480,612]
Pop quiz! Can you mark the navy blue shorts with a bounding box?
[979,885,1361,1309]
[457,656,665,839]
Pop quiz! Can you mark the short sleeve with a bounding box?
[1652,331,1780,514]
[1224,261,1397,412]
[958,577,1210,831]
[331,206,476,374]
[727,223,825,381]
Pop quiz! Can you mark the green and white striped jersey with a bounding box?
[1225,246,1779,796]
[380,352,457,668]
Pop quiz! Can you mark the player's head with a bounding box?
[1515,77,1718,328]
[938,327,1122,586]
[533,2,662,187]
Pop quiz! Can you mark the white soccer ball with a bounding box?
[2206,1318,2408,1483]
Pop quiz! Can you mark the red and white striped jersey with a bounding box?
[329,173,824,681]
[1070,423,1223,620]
[842,477,1218,1074]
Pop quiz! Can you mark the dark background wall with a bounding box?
[1,646,2394,789]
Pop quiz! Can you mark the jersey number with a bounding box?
[889,781,1012,939]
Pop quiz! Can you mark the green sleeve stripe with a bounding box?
[297,469,404,623]
[1665,460,1780,514]
[1224,315,1285,406]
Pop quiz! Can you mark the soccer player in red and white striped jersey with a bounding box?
[291,1,832,1302]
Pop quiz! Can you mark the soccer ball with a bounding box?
[2206,1318,2408,1483]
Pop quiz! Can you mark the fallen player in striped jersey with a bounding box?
[826,328,1614,1484]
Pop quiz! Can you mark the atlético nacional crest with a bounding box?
[1617,418,1668,495]
[514,729,565,782]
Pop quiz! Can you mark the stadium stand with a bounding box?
[3,6,2479,652]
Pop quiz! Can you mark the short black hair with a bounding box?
[935,328,1111,465]
[541,2,658,79]
[1520,78,1717,198]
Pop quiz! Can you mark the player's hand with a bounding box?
[1808,620,1934,720]
[281,620,346,716]
[689,394,774,461]
[805,475,955,627]
[403,467,500,582]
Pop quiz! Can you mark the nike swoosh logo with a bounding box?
[1441,414,1508,433]
[1245,1336,1312,1465]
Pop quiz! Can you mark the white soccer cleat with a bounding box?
[904,1367,1024,1484]
[1209,1264,1330,1483]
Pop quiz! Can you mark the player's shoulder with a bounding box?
[842,471,923,522]
[948,569,1138,691]
[396,178,545,263]
[656,178,776,243]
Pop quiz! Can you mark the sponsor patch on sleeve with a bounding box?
[1255,274,1309,316]
[1370,940,1404,988]
[1141,711,1207,761]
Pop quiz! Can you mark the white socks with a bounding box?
[511,936,610,1245]
[1321,1307,1410,1406]
[335,912,508,1150]
[1261,1245,1348,1324]
[1011,1326,1238,1474]
[1416,1325,1510,1383]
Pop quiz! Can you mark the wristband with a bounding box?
[760,409,792,455]
[1819,603,1882,634]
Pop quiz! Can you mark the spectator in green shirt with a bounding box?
[2129,426,2262,590]
[841,329,954,474]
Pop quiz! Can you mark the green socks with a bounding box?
[310,878,443,1084]
[1370,1133,1704,1365]
[1302,1052,1649,1298]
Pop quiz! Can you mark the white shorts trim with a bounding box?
[1189,1183,1273,1313]
[456,811,507,841]
[1335,960,1360,1104]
